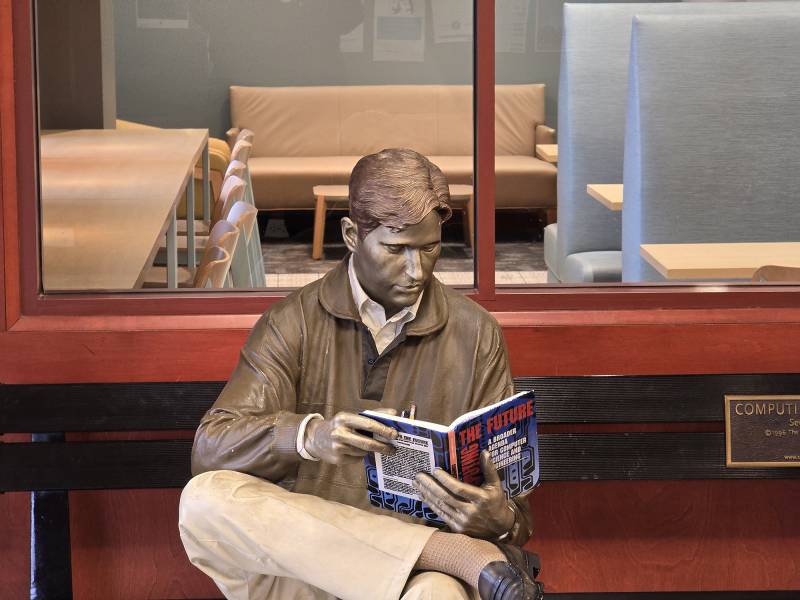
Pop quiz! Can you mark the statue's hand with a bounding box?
[304,411,398,465]
[414,450,515,539]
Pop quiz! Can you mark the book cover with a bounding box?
[361,390,538,524]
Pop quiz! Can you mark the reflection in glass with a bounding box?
[36,0,476,293]
[516,0,800,288]
[493,0,559,287]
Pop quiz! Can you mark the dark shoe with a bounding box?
[477,544,544,600]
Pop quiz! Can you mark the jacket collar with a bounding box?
[319,257,448,336]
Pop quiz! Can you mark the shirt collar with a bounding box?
[347,255,423,330]
[318,257,449,337]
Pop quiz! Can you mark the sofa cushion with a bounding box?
[562,251,622,283]
[495,156,557,209]
[429,156,556,209]
[543,223,559,275]
[231,84,546,158]
[250,154,556,210]
[233,84,555,211]
[249,156,361,210]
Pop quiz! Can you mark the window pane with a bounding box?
[495,0,800,288]
[493,0,558,287]
[36,0,475,292]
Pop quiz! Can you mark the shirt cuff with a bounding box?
[296,413,324,461]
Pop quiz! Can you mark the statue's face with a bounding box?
[351,210,442,317]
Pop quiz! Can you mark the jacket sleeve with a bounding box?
[471,318,535,547]
[191,304,306,484]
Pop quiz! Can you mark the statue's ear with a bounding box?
[341,217,359,253]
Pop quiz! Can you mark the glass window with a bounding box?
[495,0,800,288]
[35,0,475,293]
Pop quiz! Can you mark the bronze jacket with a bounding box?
[192,259,532,545]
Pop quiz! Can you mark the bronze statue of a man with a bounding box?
[179,148,543,600]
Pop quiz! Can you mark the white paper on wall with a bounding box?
[373,0,426,62]
[432,0,473,44]
[136,0,189,29]
[496,0,529,54]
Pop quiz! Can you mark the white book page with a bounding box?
[374,431,436,500]
[360,411,450,433]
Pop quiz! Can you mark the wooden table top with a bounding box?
[313,183,474,201]
[535,144,558,163]
[587,183,624,211]
[40,129,208,291]
[640,242,800,280]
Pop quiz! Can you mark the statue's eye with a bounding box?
[423,244,439,253]
[385,245,403,254]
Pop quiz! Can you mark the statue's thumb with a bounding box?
[480,450,501,486]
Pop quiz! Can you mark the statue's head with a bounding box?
[342,148,452,317]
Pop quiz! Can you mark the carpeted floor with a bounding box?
[261,241,547,288]
[259,211,548,288]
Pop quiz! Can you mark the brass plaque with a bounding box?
[725,395,800,468]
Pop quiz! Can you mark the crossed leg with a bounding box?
[179,470,475,600]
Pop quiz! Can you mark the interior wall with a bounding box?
[112,0,560,137]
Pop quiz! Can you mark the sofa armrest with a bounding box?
[226,127,241,150]
[535,124,556,147]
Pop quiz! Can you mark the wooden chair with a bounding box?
[177,161,244,238]
[156,175,246,266]
[192,246,231,288]
[213,174,247,224]
[230,139,252,165]
[226,127,255,149]
[146,221,237,288]
[229,139,265,279]
[224,159,246,183]
[226,200,261,287]
[752,265,800,282]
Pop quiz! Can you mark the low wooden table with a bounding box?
[587,183,624,211]
[535,144,558,163]
[311,184,474,260]
[640,242,800,280]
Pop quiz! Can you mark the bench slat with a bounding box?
[516,373,800,423]
[4,374,800,433]
[0,382,223,432]
[3,433,798,492]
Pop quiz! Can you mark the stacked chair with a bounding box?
[226,201,260,288]
[144,220,237,288]
[228,129,266,284]
[150,128,266,288]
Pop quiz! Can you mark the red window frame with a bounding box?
[3,0,800,383]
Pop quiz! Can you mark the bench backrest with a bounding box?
[229,84,545,158]
[4,375,800,492]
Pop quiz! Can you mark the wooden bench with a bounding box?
[2,375,799,599]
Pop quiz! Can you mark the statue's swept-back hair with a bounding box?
[349,148,453,240]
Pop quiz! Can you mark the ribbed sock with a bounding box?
[414,531,506,589]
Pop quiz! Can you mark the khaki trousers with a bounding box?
[179,470,477,600]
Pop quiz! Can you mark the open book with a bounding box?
[360,390,539,524]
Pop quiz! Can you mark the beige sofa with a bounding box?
[229,84,556,212]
